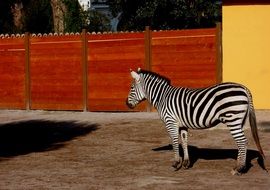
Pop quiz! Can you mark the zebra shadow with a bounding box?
[0,120,99,159]
[152,144,265,173]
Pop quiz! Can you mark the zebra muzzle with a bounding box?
[126,98,135,109]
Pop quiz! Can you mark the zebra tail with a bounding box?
[247,88,265,159]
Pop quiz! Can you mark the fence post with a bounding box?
[144,26,152,112]
[216,22,222,83]
[144,26,152,71]
[82,29,88,112]
[24,32,31,110]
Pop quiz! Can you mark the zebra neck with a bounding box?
[145,82,170,109]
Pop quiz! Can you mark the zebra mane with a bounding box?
[138,69,171,85]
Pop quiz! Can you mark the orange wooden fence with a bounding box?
[0,26,220,111]
[0,37,25,109]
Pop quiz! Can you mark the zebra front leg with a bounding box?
[180,129,190,169]
[167,125,182,171]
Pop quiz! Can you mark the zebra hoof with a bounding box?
[231,169,242,176]
[182,159,190,169]
[172,161,182,171]
[231,166,246,176]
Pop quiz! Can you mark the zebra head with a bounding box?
[126,69,146,109]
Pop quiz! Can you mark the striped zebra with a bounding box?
[126,68,265,175]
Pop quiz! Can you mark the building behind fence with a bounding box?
[223,1,270,109]
[0,27,220,111]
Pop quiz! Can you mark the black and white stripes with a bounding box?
[126,69,265,175]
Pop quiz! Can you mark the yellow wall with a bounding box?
[223,5,270,109]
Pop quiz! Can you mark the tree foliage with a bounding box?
[0,0,53,34]
[23,0,53,33]
[0,0,221,34]
[61,0,110,33]
[0,0,19,33]
[87,10,111,32]
[109,0,221,31]
[61,0,85,32]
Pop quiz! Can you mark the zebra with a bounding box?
[126,68,265,175]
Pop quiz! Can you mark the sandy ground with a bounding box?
[0,110,269,189]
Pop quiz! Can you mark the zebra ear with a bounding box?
[131,70,140,82]
[137,68,141,72]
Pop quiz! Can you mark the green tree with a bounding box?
[61,0,111,33]
[87,10,111,32]
[61,0,85,33]
[109,0,221,31]
[23,0,53,33]
[0,0,53,34]
[0,0,17,33]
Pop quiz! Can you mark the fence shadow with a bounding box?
[0,120,99,159]
[153,144,265,173]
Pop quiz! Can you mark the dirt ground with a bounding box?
[0,110,269,190]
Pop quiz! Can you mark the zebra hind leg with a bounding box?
[229,125,248,175]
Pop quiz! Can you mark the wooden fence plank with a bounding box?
[0,38,26,109]
[30,35,83,111]
[152,28,217,89]
[87,32,145,111]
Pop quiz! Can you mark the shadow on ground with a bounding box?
[153,144,265,173]
[0,120,99,158]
